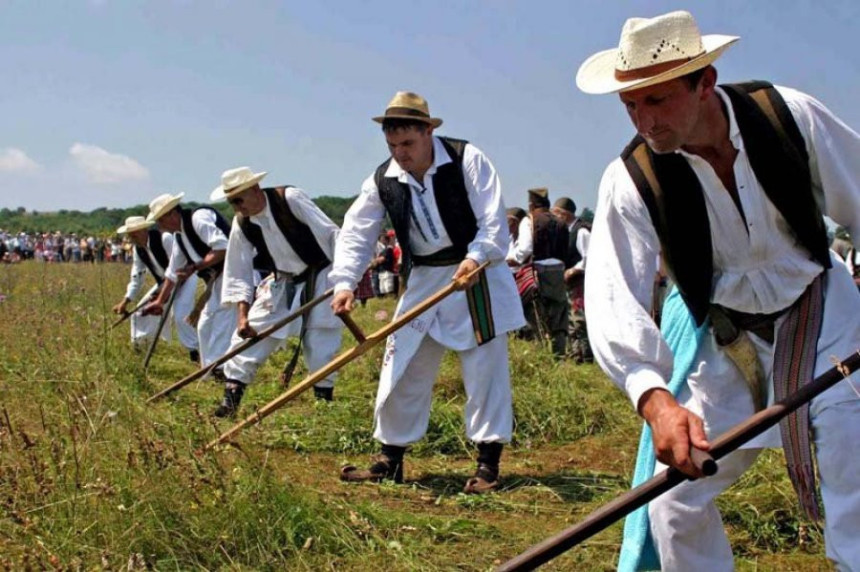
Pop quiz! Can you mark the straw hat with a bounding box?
[373,91,443,128]
[146,192,185,222]
[116,216,153,234]
[210,166,268,202]
[576,10,739,94]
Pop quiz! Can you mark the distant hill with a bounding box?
[0,195,357,236]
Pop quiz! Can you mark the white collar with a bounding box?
[383,136,454,183]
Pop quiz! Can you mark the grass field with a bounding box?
[0,262,833,570]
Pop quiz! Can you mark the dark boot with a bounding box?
[464,442,503,494]
[213,381,246,418]
[341,444,405,484]
[188,349,200,364]
[211,366,227,382]
[313,386,333,401]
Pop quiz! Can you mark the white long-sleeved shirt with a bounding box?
[585,86,860,410]
[221,187,339,304]
[164,208,230,283]
[125,232,174,300]
[329,136,509,292]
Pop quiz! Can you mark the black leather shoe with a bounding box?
[213,381,245,418]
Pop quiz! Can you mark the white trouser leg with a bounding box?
[130,312,160,347]
[196,277,236,367]
[649,448,761,571]
[814,398,860,570]
[459,335,513,443]
[374,336,446,446]
[222,334,283,385]
[303,327,343,389]
[171,276,199,351]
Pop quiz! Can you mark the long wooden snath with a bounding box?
[496,349,860,572]
[143,284,179,372]
[205,261,490,451]
[147,288,335,403]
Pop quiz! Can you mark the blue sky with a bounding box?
[2,0,858,214]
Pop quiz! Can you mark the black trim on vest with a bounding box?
[622,81,830,325]
[177,206,231,281]
[236,187,330,277]
[375,136,477,277]
[135,229,169,284]
[566,219,590,268]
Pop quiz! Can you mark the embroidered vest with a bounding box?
[622,81,831,325]
[236,186,330,277]
[135,228,170,284]
[177,206,231,281]
[531,209,569,262]
[375,137,478,274]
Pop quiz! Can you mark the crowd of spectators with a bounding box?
[0,229,133,264]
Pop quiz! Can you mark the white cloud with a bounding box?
[69,143,150,184]
[0,148,41,173]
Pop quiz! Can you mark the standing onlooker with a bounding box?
[551,197,593,363]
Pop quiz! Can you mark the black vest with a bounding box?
[531,209,569,262]
[236,187,330,276]
[177,206,231,281]
[135,228,170,284]
[375,137,478,274]
[622,81,831,325]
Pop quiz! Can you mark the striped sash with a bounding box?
[465,268,495,346]
[773,273,825,521]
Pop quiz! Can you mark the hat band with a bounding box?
[614,56,694,81]
[384,106,431,119]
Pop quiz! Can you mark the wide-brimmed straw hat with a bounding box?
[576,10,739,95]
[210,166,268,202]
[146,192,185,222]
[373,91,443,128]
[116,216,153,234]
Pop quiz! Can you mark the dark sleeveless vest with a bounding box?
[177,206,231,282]
[375,137,478,275]
[567,219,590,268]
[235,186,330,281]
[531,209,569,262]
[622,81,831,325]
[135,228,170,284]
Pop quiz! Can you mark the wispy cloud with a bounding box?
[0,148,41,173]
[69,143,149,184]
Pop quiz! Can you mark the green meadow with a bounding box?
[0,262,831,570]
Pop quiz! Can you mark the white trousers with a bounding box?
[374,335,513,447]
[649,261,860,571]
[222,327,342,388]
[197,275,236,367]
[129,279,199,352]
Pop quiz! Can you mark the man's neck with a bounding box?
[680,91,735,163]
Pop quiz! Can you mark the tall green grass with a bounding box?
[0,262,827,570]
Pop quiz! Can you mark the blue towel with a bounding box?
[617,288,708,571]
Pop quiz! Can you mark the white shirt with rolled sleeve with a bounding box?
[585,85,860,569]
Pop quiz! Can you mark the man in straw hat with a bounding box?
[508,187,569,358]
[208,167,343,417]
[576,10,860,570]
[329,91,524,493]
[112,216,200,360]
[142,192,236,376]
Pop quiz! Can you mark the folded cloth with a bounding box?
[618,287,708,571]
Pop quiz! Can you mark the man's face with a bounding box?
[128,229,149,247]
[227,185,266,217]
[156,209,181,233]
[619,76,705,154]
[551,207,573,225]
[385,125,434,175]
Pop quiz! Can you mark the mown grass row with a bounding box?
[0,262,827,570]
